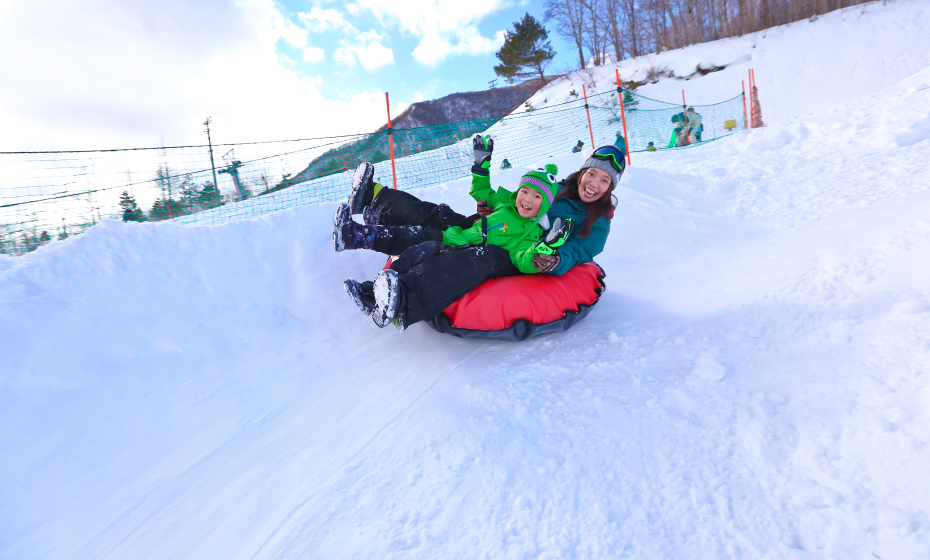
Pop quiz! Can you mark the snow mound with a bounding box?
[3,2,930,558]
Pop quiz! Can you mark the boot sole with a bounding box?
[372,269,399,328]
[332,203,351,252]
[349,163,374,214]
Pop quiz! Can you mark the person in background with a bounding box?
[501,158,512,169]
[572,140,584,153]
[687,107,703,142]
[613,132,627,158]
[646,142,657,152]
[670,114,686,147]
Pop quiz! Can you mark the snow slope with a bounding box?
[3,2,930,558]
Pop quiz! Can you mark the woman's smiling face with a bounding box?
[578,167,612,203]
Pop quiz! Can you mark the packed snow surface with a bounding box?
[3,1,930,558]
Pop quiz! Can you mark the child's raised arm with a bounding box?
[469,135,499,206]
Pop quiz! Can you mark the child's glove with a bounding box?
[532,218,572,255]
[471,135,494,177]
[532,253,560,273]
[476,200,492,217]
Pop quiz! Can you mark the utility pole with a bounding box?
[204,117,219,192]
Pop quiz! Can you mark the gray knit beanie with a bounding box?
[581,146,626,186]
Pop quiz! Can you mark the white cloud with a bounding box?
[356,42,394,71]
[273,13,308,48]
[332,29,394,71]
[334,47,357,69]
[298,6,350,33]
[0,0,404,150]
[412,26,506,67]
[303,46,325,63]
[353,0,509,66]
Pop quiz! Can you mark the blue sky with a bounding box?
[0,0,577,151]
[269,0,576,104]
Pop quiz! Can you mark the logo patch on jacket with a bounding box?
[489,221,508,233]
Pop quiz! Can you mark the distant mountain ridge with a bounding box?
[272,79,546,191]
[377,79,545,131]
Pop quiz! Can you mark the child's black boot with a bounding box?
[344,279,375,316]
[333,203,376,252]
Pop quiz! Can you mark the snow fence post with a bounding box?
[385,92,398,190]
[582,85,595,150]
[750,69,765,128]
[615,69,631,165]
[742,80,749,130]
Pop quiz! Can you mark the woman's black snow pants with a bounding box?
[390,242,519,327]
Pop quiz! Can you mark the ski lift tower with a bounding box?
[219,149,247,202]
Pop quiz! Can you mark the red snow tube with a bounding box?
[424,262,606,341]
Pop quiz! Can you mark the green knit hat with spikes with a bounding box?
[518,163,559,217]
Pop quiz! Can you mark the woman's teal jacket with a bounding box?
[546,181,611,276]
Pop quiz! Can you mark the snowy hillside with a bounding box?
[3,1,930,558]
[523,0,930,126]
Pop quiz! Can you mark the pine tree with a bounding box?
[623,90,639,111]
[148,198,184,221]
[119,191,145,222]
[197,182,223,210]
[494,13,556,85]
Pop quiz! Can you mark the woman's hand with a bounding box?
[476,200,492,217]
[532,252,560,273]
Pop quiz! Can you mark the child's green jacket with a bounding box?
[440,174,544,274]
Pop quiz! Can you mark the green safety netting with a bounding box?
[0,87,747,256]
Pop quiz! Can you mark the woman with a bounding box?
[334,139,624,328]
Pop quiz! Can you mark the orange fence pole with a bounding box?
[748,69,755,128]
[615,69,631,165]
[742,80,748,130]
[385,92,398,189]
[582,85,595,150]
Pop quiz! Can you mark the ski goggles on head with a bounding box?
[582,145,626,185]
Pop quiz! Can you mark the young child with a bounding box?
[333,136,560,329]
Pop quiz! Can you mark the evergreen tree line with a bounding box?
[1,163,251,255]
[120,163,227,223]
[543,0,873,68]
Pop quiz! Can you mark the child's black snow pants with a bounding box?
[389,242,519,327]
[365,187,477,230]
[360,187,477,256]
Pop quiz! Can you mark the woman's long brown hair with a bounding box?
[555,169,617,238]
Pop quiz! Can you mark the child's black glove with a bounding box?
[532,218,572,255]
[471,135,493,177]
